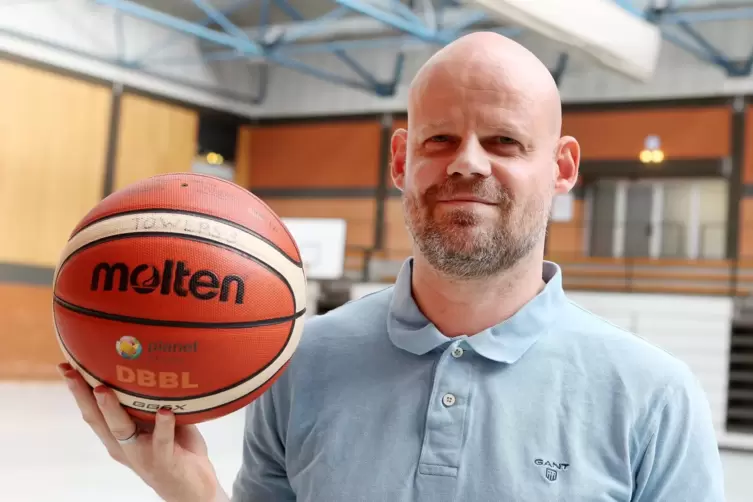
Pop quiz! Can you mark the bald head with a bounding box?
[408,32,562,138]
[389,31,580,280]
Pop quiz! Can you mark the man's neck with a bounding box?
[410,252,546,337]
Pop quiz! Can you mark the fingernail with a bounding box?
[57,363,71,377]
[93,387,106,405]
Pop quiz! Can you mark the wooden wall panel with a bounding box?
[0,59,111,267]
[0,284,60,380]
[742,106,753,184]
[563,107,731,160]
[385,198,412,256]
[235,125,253,188]
[385,118,412,256]
[392,108,731,160]
[739,199,753,259]
[546,199,585,258]
[114,93,199,190]
[262,198,376,249]
[249,120,381,189]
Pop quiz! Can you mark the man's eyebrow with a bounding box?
[414,120,456,138]
[412,113,535,145]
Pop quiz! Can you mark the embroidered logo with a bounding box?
[534,458,569,483]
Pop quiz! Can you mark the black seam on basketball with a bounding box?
[54,295,306,328]
[68,208,303,268]
[55,231,297,309]
[52,305,298,405]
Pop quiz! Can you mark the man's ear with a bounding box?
[390,128,408,191]
[554,136,580,194]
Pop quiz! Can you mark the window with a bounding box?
[584,178,728,259]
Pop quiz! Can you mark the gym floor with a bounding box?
[1,382,751,501]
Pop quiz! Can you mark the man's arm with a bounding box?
[631,368,725,502]
[229,388,296,502]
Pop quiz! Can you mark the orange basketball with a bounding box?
[52,173,307,425]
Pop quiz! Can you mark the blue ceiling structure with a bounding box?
[5,0,753,104]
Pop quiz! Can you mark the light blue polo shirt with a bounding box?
[232,259,725,501]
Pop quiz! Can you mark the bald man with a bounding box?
[59,32,724,502]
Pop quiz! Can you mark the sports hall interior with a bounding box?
[2,0,753,500]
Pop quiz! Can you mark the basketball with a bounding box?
[51,173,307,425]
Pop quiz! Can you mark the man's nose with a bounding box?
[446,136,492,177]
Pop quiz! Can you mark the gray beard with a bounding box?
[403,197,549,280]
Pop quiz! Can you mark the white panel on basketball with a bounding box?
[52,212,307,415]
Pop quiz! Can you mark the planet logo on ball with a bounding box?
[116,336,143,360]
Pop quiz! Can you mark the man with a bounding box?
[58,32,725,501]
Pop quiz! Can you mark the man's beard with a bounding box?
[403,176,551,280]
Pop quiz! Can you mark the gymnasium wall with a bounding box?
[549,104,733,259]
[113,93,199,189]
[0,58,110,380]
[236,102,743,284]
[0,57,201,380]
[386,118,412,257]
[235,118,387,273]
[739,106,753,259]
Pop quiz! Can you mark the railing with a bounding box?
[546,220,730,260]
[546,255,751,296]
[343,246,753,296]
[336,219,753,297]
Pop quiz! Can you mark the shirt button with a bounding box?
[442,393,456,407]
[451,347,464,358]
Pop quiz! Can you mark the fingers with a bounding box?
[92,385,139,444]
[152,409,176,466]
[58,363,126,463]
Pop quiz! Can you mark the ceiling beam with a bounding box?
[241,5,494,44]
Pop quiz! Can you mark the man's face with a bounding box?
[394,62,559,280]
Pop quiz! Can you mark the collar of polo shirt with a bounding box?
[387,258,568,363]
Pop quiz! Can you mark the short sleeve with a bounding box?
[230,388,295,502]
[631,370,725,502]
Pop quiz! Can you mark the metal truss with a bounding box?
[645,2,753,78]
[93,0,524,103]
[6,0,753,104]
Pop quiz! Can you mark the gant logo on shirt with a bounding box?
[534,458,569,482]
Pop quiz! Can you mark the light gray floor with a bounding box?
[1,382,751,501]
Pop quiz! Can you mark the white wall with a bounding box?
[0,0,262,115]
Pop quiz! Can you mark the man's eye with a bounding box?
[429,135,451,142]
[495,136,517,144]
